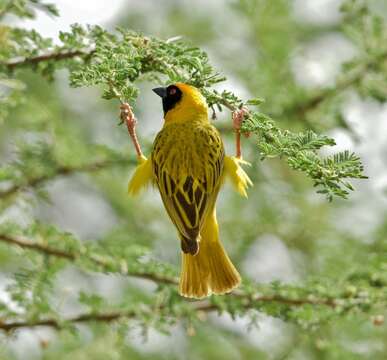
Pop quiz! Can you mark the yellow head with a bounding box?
[152,82,208,123]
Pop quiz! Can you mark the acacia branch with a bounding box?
[0,234,341,312]
[2,233,378,334]
[0,233,178,285]
[209,51,387,128]
[0,158,133,200]
[232,290,337,308]
[0,304,193,331]
[0,309,143,331]
[0,234,76,259]
[3,49,95,71]
[0,233,342,309]
[0,293,339,332]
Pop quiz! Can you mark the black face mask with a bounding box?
[152,85,182,115]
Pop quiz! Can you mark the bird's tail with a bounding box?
[179,209,241,298]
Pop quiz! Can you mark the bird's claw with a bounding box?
[232,107,250,138]
[119,102,143,158]
[120,102,137,131]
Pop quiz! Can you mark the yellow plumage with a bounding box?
[127,155,152,196]
[128,82,252,298]
[224,156,253,198]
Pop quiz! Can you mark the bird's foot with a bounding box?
[232,107,250,158]
[120,103,142,158]
[120,103,137,130]
[232,107,250,137]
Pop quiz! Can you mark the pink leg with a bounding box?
[232,108,250,158]
[120,103,143,158]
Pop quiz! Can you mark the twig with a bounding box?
[0,234,75,259]
[120,103,143,158]
[0,233,373,334]
[0,234,341,310]
[0,233,178,285]
[0,310,135,331]
[213,51,387,131]
[0,292,339,332]
[0,158,132,200]
[231,290,336,308]
[0,233,343,312]
[3,49,95,71]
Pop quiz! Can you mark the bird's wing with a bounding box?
[152,124,224,254]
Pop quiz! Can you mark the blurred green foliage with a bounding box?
[0,0,386,359]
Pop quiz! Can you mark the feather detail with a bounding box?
[151,120,224,254]
[224,156,253,198]
[147,82,245,298]
[128,155,153,196]
[179,209,241,298]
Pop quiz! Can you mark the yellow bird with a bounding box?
[124,83,252,298]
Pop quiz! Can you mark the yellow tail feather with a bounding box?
[179,210,241,298]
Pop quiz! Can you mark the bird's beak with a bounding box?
[152,87,167,98]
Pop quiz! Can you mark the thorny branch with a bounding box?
[0,293,338,332]
[3,49,95,71]
[0,158,133,200]
[4,47,384,123]
[0,232,351,333]
[0,233,178,285]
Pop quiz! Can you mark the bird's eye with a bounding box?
[169,87,177,95]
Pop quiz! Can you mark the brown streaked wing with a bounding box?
[151,124,224,252]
